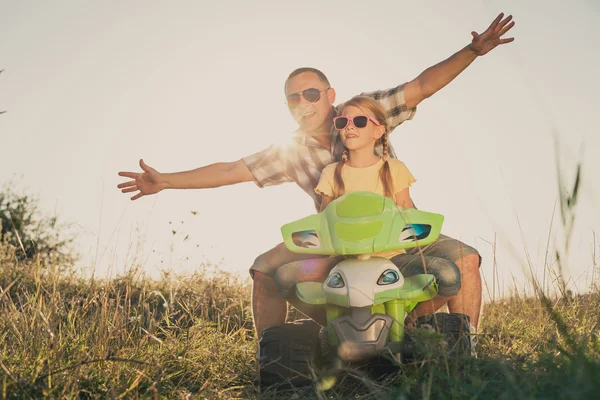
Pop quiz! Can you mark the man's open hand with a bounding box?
[470,13,515,56]
[117,159,164,200]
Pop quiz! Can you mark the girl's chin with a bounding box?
[343,144,362,151]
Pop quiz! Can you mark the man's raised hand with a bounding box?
[470,13,515,56]
[117,159,165,201]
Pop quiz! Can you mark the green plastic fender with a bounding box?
[281,192,443,256]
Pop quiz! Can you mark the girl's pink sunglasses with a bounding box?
[333,115,381,130]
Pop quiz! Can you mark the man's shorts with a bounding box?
[404,234,482,268]
[250,234,480,298]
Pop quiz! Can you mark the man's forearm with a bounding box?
[162,160,254,190]
[417,44,478,100]
[406,13,515,108]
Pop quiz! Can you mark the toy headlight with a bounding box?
[377,269,399,285]
[326,272,345,288]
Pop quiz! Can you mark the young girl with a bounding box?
[312,95,462,317]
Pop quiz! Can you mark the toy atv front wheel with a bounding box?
[258,319,323,391]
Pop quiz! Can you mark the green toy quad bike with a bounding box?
[258,192,471,390]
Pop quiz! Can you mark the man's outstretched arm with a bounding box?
[404,12,515,109]
[118,159,254,200]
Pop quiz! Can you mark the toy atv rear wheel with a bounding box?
[258,319,323,391]
[415,312,472,357]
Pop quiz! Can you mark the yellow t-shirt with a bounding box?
[314,158,416,259]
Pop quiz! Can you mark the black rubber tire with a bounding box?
[258,319,322,390]
[415,313,471,357]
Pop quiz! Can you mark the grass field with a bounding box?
[1,238,599,399]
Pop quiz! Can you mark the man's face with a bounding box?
[285,72,335,133]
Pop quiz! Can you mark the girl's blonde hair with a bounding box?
[334,96,394,199]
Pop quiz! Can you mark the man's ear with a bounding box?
[327,87,336,105]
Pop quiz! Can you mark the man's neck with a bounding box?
[311,131,331,149]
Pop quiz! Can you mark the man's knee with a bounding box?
[428,258,462,297]
[249,244,286,278]
[273,263,299,299]
[252,270,270,283]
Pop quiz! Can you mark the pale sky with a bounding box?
[1,0,599,300]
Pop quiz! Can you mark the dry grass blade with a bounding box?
[0,276,20,300]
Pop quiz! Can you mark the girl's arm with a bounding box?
[320,195,335,212]
[394,187,415,209]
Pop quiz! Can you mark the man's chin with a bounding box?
[299,121,327,134]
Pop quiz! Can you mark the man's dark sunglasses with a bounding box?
[286,87,329,106]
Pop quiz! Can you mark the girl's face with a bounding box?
[338,105,385,152]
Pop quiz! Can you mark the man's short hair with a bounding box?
[285,67,331,93]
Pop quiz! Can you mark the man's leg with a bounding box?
[251,271,287,337]
[250,243,330,337]
[404,235,482,328]
[411,295,453,318]
[448,254,482,327]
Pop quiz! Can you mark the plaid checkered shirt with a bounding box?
[241,84,417,211]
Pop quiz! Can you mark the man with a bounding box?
[118,13,515,339]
